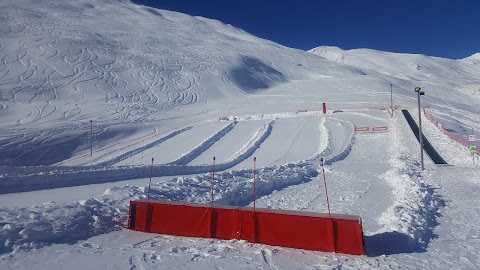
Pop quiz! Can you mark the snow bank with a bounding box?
[377,114,443,251]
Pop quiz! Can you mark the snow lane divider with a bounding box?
[167,121,238,166]
[127,200,365,255]
[96,126,193,167]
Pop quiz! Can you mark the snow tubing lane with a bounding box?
[128,199,365,255]
[401,110,448,165]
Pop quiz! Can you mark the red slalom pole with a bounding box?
[253,157,257,212]
[253,157,258,244]
[147,158,154,202]
[211,157,216,208]
[321,158,332,219]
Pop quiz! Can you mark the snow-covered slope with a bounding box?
[309,46,480,88]
[1,0,480,269]
[0,0,357,127]
[463,52,480,62]
[309,45,480,146]
[309,46,480,106]
[0,0,370,166]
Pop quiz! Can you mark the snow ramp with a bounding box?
[401,110,447,165]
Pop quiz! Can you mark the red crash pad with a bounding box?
[128,200,364,255]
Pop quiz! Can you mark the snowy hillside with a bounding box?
[309,45,480,148]
[1,0,480,269]
[309,45,480,101]
[464,52,480,62]
[0,0,370,166]
[309,46,480,86]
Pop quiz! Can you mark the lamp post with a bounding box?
[415,87,425,170]
[390,83,393,112]
[90,120,93,157]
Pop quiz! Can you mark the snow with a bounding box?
[1,0,480,269]
[464,52,480,62]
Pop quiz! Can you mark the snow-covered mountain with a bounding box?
[0,0,359,127]
[309,46,480,89]
[2,0,479,167]
[0,0,369,166]
[1,0,480,269]
[464,52,480,62]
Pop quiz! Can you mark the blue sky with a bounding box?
[132,0,479,59]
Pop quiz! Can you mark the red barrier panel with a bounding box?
[252,208,335,252]
[128,200,364,255]
[333,215,365,254]
[322,102,327,114]
[372,126,388,132]
[355,127,369,132]
[355,127,389,133]
[423,108,480,154]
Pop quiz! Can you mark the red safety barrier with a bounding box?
[355,127,389,133]
[372,126,388,132]
[128,200,365,255]
[423,108,480,154]
[322,102,327,114]
[354,127,369,132]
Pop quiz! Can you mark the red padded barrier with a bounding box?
[150,203,210,237]
[333,216,365,254]
[252,209,335,252]
[210,206,242,240]
[128,200,364,255]
[355,127,369,132]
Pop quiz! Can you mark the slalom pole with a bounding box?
[253,157,257,212]
[211,157,216,208]
[253,157,258,244]
[321,158,332,219]
[147,158,154,202]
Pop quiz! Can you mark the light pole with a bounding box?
[415,87,425,170]
[390,83,393,112]
[90,120,93,157]
[471,127,476,165]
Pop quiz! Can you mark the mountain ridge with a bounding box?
[308,45,480,91]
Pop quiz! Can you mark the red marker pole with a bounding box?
[147,158,154,202]
[253,157,258,243]
[211,157,216,208]
[253,157,257,212]
[321,158,332,219]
